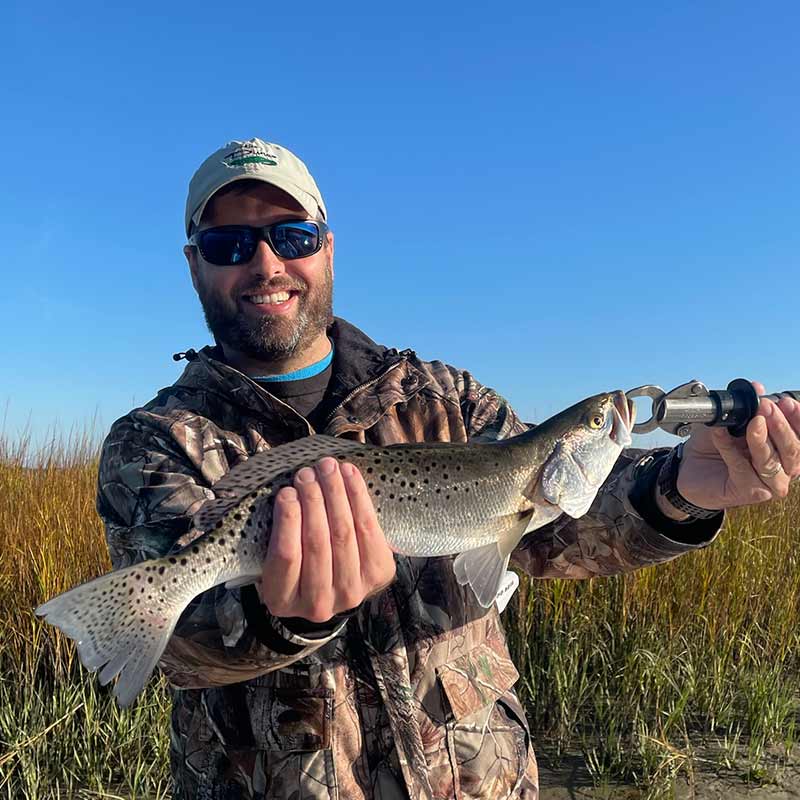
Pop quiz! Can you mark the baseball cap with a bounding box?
[185,138,327,237]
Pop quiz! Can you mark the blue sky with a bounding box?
[3,2,798,451]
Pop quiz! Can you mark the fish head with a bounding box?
[535,390,635,518]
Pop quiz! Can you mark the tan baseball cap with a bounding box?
[185,138,327,237]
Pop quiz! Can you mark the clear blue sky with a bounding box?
[3,2,798,451]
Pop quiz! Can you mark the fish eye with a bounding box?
[587,412,605,430]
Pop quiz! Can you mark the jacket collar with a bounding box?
[171,317,430,434]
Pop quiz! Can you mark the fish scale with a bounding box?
[36,389,634,707]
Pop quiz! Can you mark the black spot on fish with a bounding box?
[158,567,165,575]
[169,557,177,564]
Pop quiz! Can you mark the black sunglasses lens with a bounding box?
[199,228,257,265]
[270,222,321,259]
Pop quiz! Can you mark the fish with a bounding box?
[36,389,634,707]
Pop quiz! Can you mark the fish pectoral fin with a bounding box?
[453,513,532,608]
[454,544,510,609]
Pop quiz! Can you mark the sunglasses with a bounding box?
[189,220,329,266]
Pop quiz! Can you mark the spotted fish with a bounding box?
[36,390,634,706]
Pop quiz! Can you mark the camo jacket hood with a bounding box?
[97,317,723,800]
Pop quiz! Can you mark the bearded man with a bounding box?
[97,138,800,800]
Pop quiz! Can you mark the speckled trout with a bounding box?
[36,390,634,706]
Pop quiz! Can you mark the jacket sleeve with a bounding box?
[452,368,724,579]
[96,413,346,690]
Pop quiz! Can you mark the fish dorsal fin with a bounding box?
[193,435,365,532]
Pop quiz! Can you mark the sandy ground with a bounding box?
[538,744,800,799]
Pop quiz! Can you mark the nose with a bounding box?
[246,239,286,280]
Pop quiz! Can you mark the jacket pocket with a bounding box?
[246,686,334,751]
[200,684,337,799]
[436,642,530,800]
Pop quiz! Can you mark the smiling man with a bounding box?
[96,138,800,800]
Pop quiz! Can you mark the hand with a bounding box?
[259,457,396,623]
[677,381,800,511]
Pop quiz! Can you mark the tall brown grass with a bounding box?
[1,432,798,798]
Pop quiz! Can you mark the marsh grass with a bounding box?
[506,486,800,795]
[1,433,798,798]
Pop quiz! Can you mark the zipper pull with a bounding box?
[172,349,199,362]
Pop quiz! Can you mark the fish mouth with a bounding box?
[609,390,634,447]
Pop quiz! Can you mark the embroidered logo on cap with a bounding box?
[223,141,279,168]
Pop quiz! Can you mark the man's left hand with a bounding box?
[677,381,800,511]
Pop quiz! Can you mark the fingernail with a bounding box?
[279,487,298,502]
[340,462,354,477]
[762,402,774,418]
[296,467,316,484]
[317,458,336,476]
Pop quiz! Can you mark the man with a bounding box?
[97,138,800,800]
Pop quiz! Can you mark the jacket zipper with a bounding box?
[321,358,407,431]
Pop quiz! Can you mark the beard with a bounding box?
[195,258,334,363]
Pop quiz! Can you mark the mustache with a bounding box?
[239,278,307,296]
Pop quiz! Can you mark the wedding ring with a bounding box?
[757,462,783,480]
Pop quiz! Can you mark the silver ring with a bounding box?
[758,462,783,480]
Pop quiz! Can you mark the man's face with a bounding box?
[184,183,334,365]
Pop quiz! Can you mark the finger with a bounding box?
[315,457,363,610]
[763,399,800,484]
[777,397,800,478]
[261,487,302,615]
[295,467,334,619]
[712,426,772,504]
[751,379,767,397]
[341,462,396,590]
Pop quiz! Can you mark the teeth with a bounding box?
[248,292,291,305]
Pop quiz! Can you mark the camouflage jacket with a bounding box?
[97,317,723,800]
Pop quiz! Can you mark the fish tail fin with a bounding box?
[35,557,197,707]
[453,512,533,608]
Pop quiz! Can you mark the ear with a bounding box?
[184,245,201,292]
[326,229,335,280]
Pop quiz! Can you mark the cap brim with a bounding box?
[187,174,323,236]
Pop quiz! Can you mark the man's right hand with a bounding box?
[259,456,397,624]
